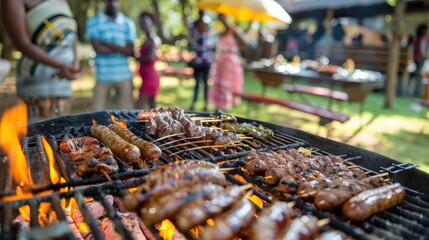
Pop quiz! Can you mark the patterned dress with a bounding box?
[17,0,77,119]
[209,31,244,111]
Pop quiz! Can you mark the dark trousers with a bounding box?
[192,64,211,104]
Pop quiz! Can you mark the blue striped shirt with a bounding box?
[86,12,136,83]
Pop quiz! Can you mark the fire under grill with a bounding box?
[0,110,428,240]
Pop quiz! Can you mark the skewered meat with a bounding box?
[280,215,319,240]
[60,137,119,177]
[75,155,119,177]
[140,184,224,226]
[90,124,141,164]
[250,202,294,240]
[137,107,185,121]
[109,124,162,161]
[200,198,255,240]
[314,178,374,211]
[174,185,244,231]
[145,160,219,185]
[124,165,226,211]
[342,183,405,221]
[59,136,100,153]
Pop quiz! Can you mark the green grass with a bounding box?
[70,67,429,172]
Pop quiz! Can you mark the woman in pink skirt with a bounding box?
[135,12,160,109]
[209,14,248,111]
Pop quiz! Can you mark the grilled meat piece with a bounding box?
[75,155,119,177]
[314,178,374,211]
[174,185,244,231]
[201,198,255,240]
[109,124,162,161]
[91,125,141,164]
[140,184,224,226]
[59,136,100,153]
[124,166,226,211]
[342,183,405,221]
[250,202,294,240]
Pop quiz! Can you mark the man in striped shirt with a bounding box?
[86,0,136,110]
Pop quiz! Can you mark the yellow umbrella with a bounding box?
[197,0,292,23]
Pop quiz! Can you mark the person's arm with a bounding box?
[89,39,117,55]
[103,42,134,56]
[0,0,79,79]
[231,25,249,51]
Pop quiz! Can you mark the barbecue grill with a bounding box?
[0,110,428,240]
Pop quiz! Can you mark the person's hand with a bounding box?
[56,64,80,80]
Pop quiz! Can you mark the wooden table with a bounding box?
[250,67,385,105]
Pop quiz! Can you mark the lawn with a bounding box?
[45,64,429,173]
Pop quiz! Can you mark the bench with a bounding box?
[282,83,349,110]
[316,43,412,93]
[159,66,194,85]
[235,92,350,128]
[315,43,411,76]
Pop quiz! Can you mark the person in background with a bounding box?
[189,10,215,112]
[86,0,136,110]
[209,14,248,111]
[410,23,428,97]
[0,0,80,120]
[135,12,160,110]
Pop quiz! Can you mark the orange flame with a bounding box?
[159,220,175,240]
[248,194,264,208]
[110,115,127,129]
[206,218,215,227]
[41,137,60,184]
[0,102,34,188]
[234,174,247,183]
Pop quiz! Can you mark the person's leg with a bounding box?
[92,82,111,111]
[117,80,134,109]
[191,67,202,110]
[148,96,156,109]
[201,65,211,111]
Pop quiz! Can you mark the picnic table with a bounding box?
[248,65,385,113]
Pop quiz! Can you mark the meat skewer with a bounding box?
[59,136,119,178]
[109,124,162,161]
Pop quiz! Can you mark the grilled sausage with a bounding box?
[124,167,226,211]
[250,202,294,240]
[140,184,224,226]
[90,125,141,164]
[146,160,218,185]
[342,183,405,221]
[201,198,255,240]
[109,124,161,161]
[174,185,244,231]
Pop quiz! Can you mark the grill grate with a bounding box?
[0,110,428,240]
